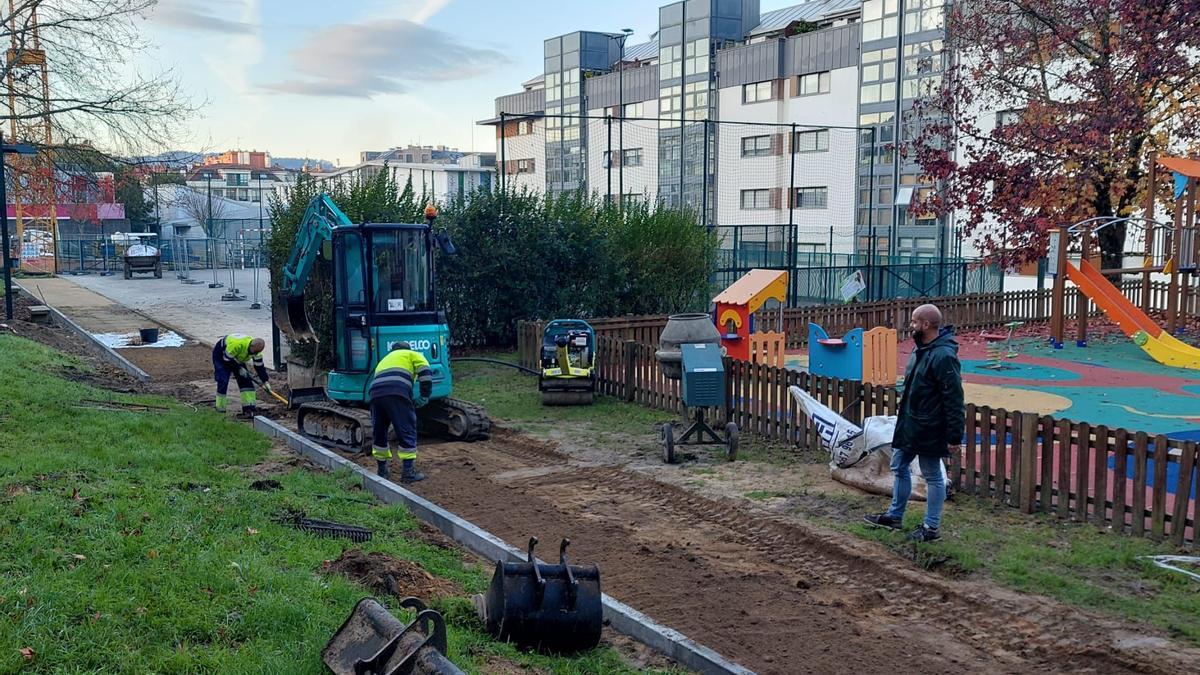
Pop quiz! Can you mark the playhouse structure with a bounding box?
[807,324,898,386]
[712,269,788,366]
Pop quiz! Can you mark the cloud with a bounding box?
[259,19,508,99]
[153,0,257,35]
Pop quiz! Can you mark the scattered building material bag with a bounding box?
[788,386,943,500]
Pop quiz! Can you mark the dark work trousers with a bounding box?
[370,394,418,460]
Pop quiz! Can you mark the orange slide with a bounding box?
[1065,260,1200,370]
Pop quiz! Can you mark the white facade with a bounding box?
[320,159,496,203]
[715,66,860,254]
[185,167,292,204]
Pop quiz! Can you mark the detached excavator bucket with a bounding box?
[273,290,315,342]
[473,537,602,654]
[323,597,463,675]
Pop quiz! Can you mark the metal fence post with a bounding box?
[701,119,710,228]
[606,114,613,205]
[788,123,797,304]
[498,111,506,194]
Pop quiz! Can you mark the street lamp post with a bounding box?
[617,28,633,211]
[1,132,39,320]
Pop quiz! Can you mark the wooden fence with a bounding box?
[520,280,1197,352]
[516,332,1197,546]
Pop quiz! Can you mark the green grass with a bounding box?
[452,356,668,437]
[0,335,668,674]
[454,351,1200,647]
[833,490,1200,643]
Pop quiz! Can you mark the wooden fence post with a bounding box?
[623,340,636,402]
[1019,412,1039,514]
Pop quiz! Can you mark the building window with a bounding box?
[622,148,643,167]
[741,135,772,157]
[742,81,775,104]
[794,71,831,96]
[996,109,1022,127]
[741,189,773,210]
[659,45,682,80]
[861,0,899,42]
[794,129,829,153]
[623,102,643,118]
[516,159,534,174]
[684,38,709,76]
[860,81,896,105]
[211,188,223,198]
[793,186,829,210]
[904,0,945,34]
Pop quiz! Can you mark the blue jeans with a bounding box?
[885,447,946,530]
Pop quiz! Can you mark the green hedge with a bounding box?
[269,169,717,367]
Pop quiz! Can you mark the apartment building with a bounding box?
[481,0,953,258]
[184,164,292,203]
[316,154,496,203]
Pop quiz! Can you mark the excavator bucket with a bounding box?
[473,537,602,654]
[323,597,463,675]
[273,290,315,342]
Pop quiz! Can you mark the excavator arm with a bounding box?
[275,193,354,341]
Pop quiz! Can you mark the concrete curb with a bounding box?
[254,417,756,675]
[13,285,151,383]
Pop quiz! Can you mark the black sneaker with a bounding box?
[906,525,942,542]
[863,513,902,530]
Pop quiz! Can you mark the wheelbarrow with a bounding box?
[473,537,602,654]
[323,597,463,675]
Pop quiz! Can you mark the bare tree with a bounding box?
[2,1,196,156]
[172,185,229,234]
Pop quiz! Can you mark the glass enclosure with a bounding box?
[371,229,432,314]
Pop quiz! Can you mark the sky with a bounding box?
[145,0,803,165]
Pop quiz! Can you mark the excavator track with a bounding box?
[419,398,492,442]
[297,402,373,453]
[297,398,491,451]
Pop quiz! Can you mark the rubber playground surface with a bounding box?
[787,332,1200,512]
[787,333,1200,442]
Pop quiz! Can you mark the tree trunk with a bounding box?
[1097,222,1125,273]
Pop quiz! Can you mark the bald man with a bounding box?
[864,304,964,542]
[212,333,272,417]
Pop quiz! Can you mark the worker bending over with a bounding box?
[212,333,272,417]
[369,341,432,482]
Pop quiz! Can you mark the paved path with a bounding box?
[18,269,279,368]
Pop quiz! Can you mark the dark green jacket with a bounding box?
[893,328,965,457]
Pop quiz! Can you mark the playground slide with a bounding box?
[1065,260,1200,370]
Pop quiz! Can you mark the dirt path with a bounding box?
[338,430,1199,675]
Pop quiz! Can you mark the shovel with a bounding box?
[239,367,289,405]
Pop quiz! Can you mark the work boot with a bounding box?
[400,459,426,483]
[238,405,258,419]
[376,460,390,480]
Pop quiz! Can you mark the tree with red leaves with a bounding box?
[907,0,1200,270]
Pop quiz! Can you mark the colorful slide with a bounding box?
[1065,259,1200,370]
